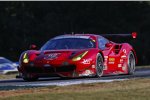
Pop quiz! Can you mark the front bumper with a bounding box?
[18,59,96,77]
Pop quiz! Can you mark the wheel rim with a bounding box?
[96,55,103,76]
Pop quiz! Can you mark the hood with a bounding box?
[26,49,88,61]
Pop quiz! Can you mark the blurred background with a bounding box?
[0,1,149,66]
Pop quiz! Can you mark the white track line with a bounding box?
[17,79,127,87]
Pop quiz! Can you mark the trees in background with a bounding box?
[0,1,149,65]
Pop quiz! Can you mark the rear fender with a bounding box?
[120,43,137,64]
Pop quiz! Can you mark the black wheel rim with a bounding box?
[96,55,103,76]
[129,53,135,73]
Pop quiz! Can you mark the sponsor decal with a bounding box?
[108,57,115,64]
[82,59,92,64]
[118,64,122,67]
[108,62,115,64]
[91,65,95,68]
[79,70,94,76]
[122,66,126,71]
[109,58,115,62]
[44,53,60,60]
[121,55,127,58]
[122,64,127,71]
[123,49,126,54]
[104,56,108,59]
[104,56,108,62]
[120,59,124,63]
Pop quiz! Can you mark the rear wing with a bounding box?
[101,32,137,43]
[101,32,137,39]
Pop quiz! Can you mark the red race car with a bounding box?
[18,33,137,81]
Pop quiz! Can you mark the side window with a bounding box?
[98,37,109,50]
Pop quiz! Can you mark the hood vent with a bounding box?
[114,45,122,54]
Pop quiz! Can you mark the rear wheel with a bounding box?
[128,51,136,75]
[22,74,38,81]
[95,53,104,78]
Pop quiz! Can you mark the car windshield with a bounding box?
[40,38,96,50]
[0,58,12,64]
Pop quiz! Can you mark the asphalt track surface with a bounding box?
[0,68,150,90]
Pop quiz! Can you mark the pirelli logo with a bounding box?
[109,58,115,62]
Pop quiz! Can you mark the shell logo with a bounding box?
[109,58,115,62]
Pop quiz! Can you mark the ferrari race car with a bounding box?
[18,33,137,81]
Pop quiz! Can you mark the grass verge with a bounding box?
[136,65,150,69]
[0,73,17,80]
[0,78,150,100]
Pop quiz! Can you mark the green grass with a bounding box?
[4,89,150,100]
[1,78,150,100]
[0,73,17,80]
[0,66,150,100]
[136,65,150,69]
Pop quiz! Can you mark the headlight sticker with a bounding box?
[72,51,88,61]
[23,53,29,63]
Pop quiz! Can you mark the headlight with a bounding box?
[23,53,29,63]
[72,51,88,61]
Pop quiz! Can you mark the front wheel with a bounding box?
[22,74,38,81]
[128,51,136,75]
[95,53,104,78]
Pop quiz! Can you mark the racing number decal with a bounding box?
[123,49,126,54]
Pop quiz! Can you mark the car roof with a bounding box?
[64,33,99,37]
[53,34,101,40]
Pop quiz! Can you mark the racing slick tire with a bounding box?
[127,51,136,75]
[22,74,38,81]
[95,53,104,78]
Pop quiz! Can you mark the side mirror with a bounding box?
[29,44,37,50]
[105,42,113,48]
